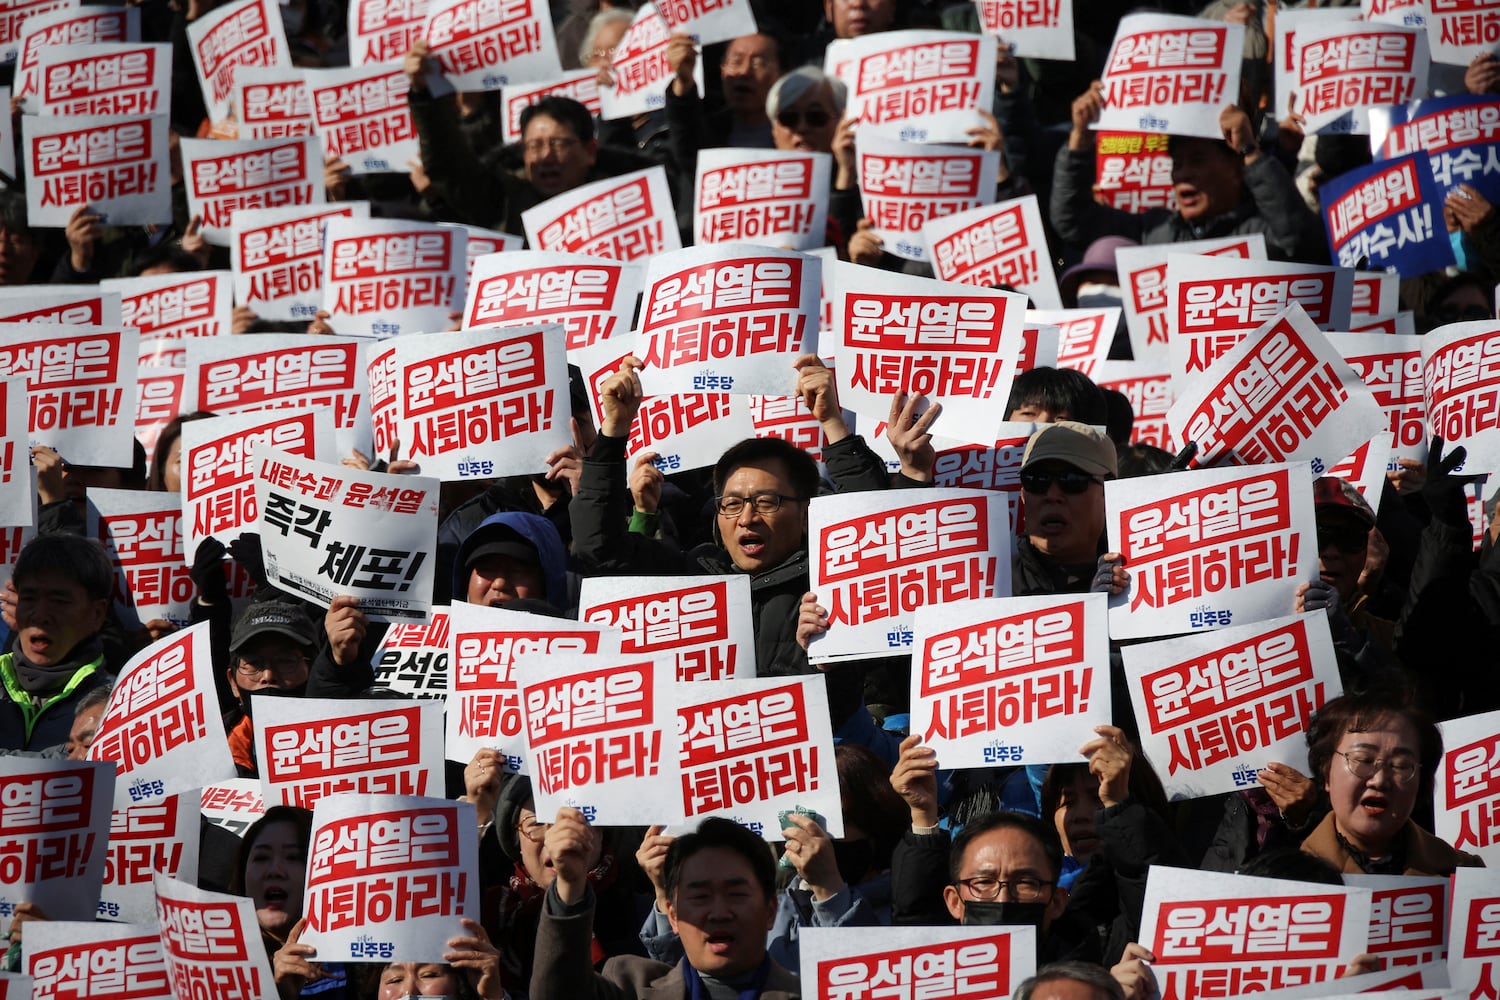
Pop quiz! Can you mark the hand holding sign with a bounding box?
[1069,80,1105,151]
[636,825,674,912]
[781,812,845,901]
[442,919,504,1000]
[599,356,645,438]
[546,806,597,904]
[1081,725,1134,809]
[891,735,940,829]
[1256,761,1315,827]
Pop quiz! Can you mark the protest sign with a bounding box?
[1437,708,1500,867]
[808,488,1011,664]
[1122,612,1339,799]
[1323,432,1395,518]
[349,0,430,65]
[831,262,1025,444]
[13,6,135,112]
[367,341,398,460]
[446,602,620,771]
[1092,360,1175,452]
[976,0,1073,59]
[22,114,170,227]
[749,395,827,464]
[257,697,443,807]
[180,135,322,246]
[500,71,599,144]
[0,379,31,528]
[1427,0,1500,65]
[906,421,1042,533]
[1374,94,1500,205]
[1029,307,1120,379]
[1287,21,1427,134]
[1331,333,1428,463]
[1351,312,1417,335]
[516,653,679,824]
[1322,154,1453,274]
[1099,13,1244,139]
[1167,305,1386,470]
[321,216,465,337]
[304,63,418,174]
[0,285,121,326]
[254,448,439,621]
[1140,865,1373,999]
[694,147,831,250]
[1367,0,1427,25]
[923,195,1061,307]
[199,780,266,838]
[672,674,842,839]
[153,875,276,1000]
[1422,320,1500,478]
[1117,235,1267,367]
[186,0,288,125]
[0,0,74,63]
[423,0,559,91]
[856,127,999,262]
[88,489,191,630]
[99,793,200,924]
[302,795,479,962]
[598,5,696,120]
[105,271,233,358]
[447,223,522,282]
[0,324,137,466]
[0,759,113,922]
[389,324,570,479]
[0,88,11,184]
[34,42,168,117]
[1447,867,1500,996]
[1352,270,1401,323]
[826,30,994,143]
[910,593,1110,768]
[1344,874,1449,968]
[464,250,640,351]
[637,246,819,396]
[0,975,30,1000]
[233,67,315,138]
[580,576,755,683]
[1106,462,1317,639]
[800,925,1037,1000]
[25,922,169,1000]
[372,610,449,699]
[232,202,370,321]
[653,0,756,46]
[522,166,680,260]
[1095,131,1174,213]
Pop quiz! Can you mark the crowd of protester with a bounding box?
[3,0,1500,998]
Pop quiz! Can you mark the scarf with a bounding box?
[1334,825,1407,875]
[682,955,772,1000]
[12,637,103,696]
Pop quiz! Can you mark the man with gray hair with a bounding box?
[1013,962,1129,1000]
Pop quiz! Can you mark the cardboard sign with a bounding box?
[153,875,277,1000]
[598,4,695,120]
[910,593,1110,768]
[26,922,169,1000]
[254,447,439,621]
[1167,254,1354,381]
[320,216,466,337]
[976,0,1073,60]
[1427,0,1500,65]
[0,759,113,922]
[1288,21,1428,134]
[445,602,621,770]
[0,379,32,528]
[800,926,1037,1000]
[388,324,571,479]
[522,166,680,260]
[13,6,135,112]
[808,489,1012,665]
[463,250,640,352]
[104,271,233,352]
[500,71,600,144]
[0,325,137,466]
[579,576,755,683]
[302,795,479,962]
[99,794,200,924]
[1322,154,1454,275]
[672,675,842,839]
[304,63,418,174]
[180,135,323,246]
[856,127,1000,263]
[88,488,191,630]
[638,245,819,396]
[1140,866,1373,999]
[35,42,169,117]
[1028,307,1120,380]
[1106,463,1317,640]
[923,194,1061,308]
[21,114,170,226]
[257,697,443,807]
[1446,867,1500,996]
[1344,874,1449,968]
[422,0,559,91]
[1098,13,1244,140]
[1437,709,1500,867]
[831,262,1025,444]
[1374,94,1500,205]
[233,67,315,138]
[826,30,995,143]
[232,202,370,321]
[694,147,831,250]
[186,0,288,125]
[199,780,266,838]
[372,610,449,699]
[1421,320,1500,478]
[1331,333,1428,463]
[1123,613,1339,799]
[517,653,679,824]
[349,0,430,65]
[1095,131,1174,213]
[1116,235,1267,367]
[653,0,756,46]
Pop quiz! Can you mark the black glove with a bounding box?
[227,532,269,590]
[190,537,229,604]
[1421,436,1475,529]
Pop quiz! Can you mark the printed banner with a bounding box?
[254,447,439,621]
[826,30,995,143]
[34,42,169,117]
[22,113,170,226]
[1098,13,1244,140]
[349,0,430,65]
[257,697,443,807]
[522,165,680,260]
[800,926,1037,1000]
[302,795,479,962]
[910,593,1110,768]
[88,488,191,630]
[422,0,560,91]
[1332,333,1428,463]
[1427,0,1500,65]
[1095,131,1174,213]
[923,194,1062,308]
[579,575,755,683]
[304,63,418,174]
[1344,874,1449,968]
[694,147,831,250]
[1321,153,1453,274]
[320,216,466,337]
[855,127,1000,263]
[0,324,137,466]
[232,202,370,321]
[1437,709,1500,867]
[99,793,200,924]
[13,6,135,112]
[598,4,696,120]
[976,0,1073,59]
[233,67,315,139]
[372,610,449,699]
[517,653,679,824]
[186,0,289,125]
[25,922,169,1000]
[153,875,277,1000]
[671,675,842,839]
[0,759,113,922]
[500,71,599,144]
[653,0,756,46]
[1421,320,1500,478]
[1288,21,1428,134]
[1446,867,1500,996]
[463,250,640,352]
[180,135,323,246]
[807,488,1011,664]
[1117,235,1267,367]
[1122,613,1339,799]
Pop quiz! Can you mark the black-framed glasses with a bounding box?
[234,654,309,679]
[776,109,831,130]
[1019,469,1101,495]
[1336,750,1418,785]
[954,875,1054,901]
[1317,522,1368,554]
[714,493,804,517]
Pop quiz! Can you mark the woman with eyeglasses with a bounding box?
[1300,689,1483,875]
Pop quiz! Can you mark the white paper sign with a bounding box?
[1446,867,1500,997]
[0,285,121,326]
[1098,14,1245,140]
[104,270,234,351]
[320,216,466,337]
[500,71,600,144]
[180,135,323,246]
[1344,873,1450,968]
[25,922,170,1000]
[1028,307,1120,379]
[88,488,192,629]
[0,759,113,922]
[1427,0,1500,65]
[694,147,831,250]
[800,925,1037,1000]
[422,0,560,91]
[233,67,315,138]
[0,324,138,466]
[35,42,170,117]
[348,0,430,65]
[199,779,267,838]
[856,128,1000,263]
[976,0,1074,60]
[1437,709,1500,868]
[1290,21,1429,134]
[13,6,135,112]
[153,875,277,1000]
[522,165,681,260]
[0,378,32,528]
[924,194,1061,308]
[827,30,994,143]
[186,0,290,125]
[1332,332,1428,463]
[654,0,756,45]
[579,575,756,682]
[231,202,370,321]
[22,113,171,226]
[1117,235,1267,367]
[1422,320,1500,479]
[98,793,200,924]
[597,4,696,120]
[463,250,640,352]
[304,63,419,174]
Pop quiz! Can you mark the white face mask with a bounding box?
[1076,282,1123,309]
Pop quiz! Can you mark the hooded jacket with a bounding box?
[452,511,571,613]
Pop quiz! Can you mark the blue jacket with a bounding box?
[451,511,570,612]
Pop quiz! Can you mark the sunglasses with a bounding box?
[1317,522,1368,553]
[1019,469,1101,495]
[776,109,831,130]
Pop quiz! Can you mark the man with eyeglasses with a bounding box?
[223,601,318,777]
[665,32,783,153]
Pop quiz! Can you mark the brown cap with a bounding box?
[1021,421,1118,478]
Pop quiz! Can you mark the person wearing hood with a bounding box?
[222,601,319,776]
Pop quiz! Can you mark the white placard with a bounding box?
[88,488,191,630]
[422,0,560,90]
[21,113,171,226]
[25,922,170,1000]
[320,215,466,338]
[579,575,756,682]
[800,925,1036,1000]
[153,874,277,1000]
[694,147,831,251]
[34,42,169,117]
[924,194,1061,308]
[0,324,137,467]
[304,63,418,174]
[0,759,113,922]
[1422,320,1500,479]
[522,165,680,260]
[1116,235,1267,367]
[827,30,994,143]
[463,250,640,352]
[856,127,1000,263]
[186,0,290,125]
[98,793,200,924]
[180,135,322,246]
[1098,14,1244,140]
[231,202,370,321]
